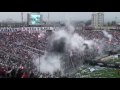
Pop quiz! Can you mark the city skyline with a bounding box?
[0,12,120,22]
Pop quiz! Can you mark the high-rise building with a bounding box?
[92,12,104,27]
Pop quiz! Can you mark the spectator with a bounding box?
[6,67,12,78]
[10,68,17,78]
[16,68,24,78]
[29,72,34,78]
[21,71,29,78]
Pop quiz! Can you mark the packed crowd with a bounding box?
[0,28,66,78]
[75,30,120,50]
[0,61,64,78]
[0,63,36,78]
[0,28,50,78]
[76,30,120,44]
[0,27,120,78]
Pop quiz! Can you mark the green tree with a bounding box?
[85,20,91,26]
[107,22,112,26]
[111,21,116,26]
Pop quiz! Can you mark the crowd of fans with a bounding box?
[75,30,120,52]
[0,62,64,78]
[0,28,50,78]
[76,30,120,45]
[0,27,120,78]
[0,28,67,78]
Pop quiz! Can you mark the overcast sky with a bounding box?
[0,12,120,22]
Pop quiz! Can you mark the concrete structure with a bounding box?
[0,22,27,27]
[92,12,104,28]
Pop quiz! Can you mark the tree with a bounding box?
[85,20,91,26]
[107,22,111,26]
[107,21,117,26]
[111,21,116,26]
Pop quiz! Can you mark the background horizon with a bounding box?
[0,12,120,22]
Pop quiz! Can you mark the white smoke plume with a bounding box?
[102,30,113,41]
[34,53,61,74]
[34,22,106,75]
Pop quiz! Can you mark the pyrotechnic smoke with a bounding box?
[102,31,113,41]
[34,52,61,74]
[34,22,106,75]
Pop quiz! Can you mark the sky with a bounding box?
[0,12,120,22]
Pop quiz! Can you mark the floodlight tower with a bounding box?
[21,12,24,23]
[48,12,50,25]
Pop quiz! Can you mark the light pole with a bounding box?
[21,12,23,23]
[48,12,50,25]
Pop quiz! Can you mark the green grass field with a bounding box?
[88,68,120,78]
[74,66,120,78]
[73,58,120,78]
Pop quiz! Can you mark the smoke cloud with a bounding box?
[34,23,107,75]
[102,30,113,41]
[34,52,61,74]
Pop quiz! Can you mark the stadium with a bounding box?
[0,12,120,78]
